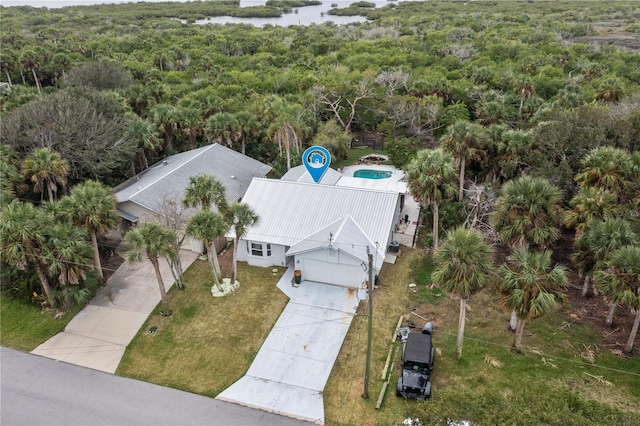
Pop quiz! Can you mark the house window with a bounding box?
[247,242,272,257]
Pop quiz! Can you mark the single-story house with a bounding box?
[280,165,342,185]
[237,178,401,288]
[113,143,272,246]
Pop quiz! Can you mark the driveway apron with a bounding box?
[31,249,198,373]
[217,267,362,425]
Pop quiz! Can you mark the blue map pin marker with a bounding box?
[302,145,331,183]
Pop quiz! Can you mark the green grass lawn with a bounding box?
[331,147,391,170]
[116,260,289,398]
[6,245,637,425]
[0,296,80,351]
[324,248,640,426]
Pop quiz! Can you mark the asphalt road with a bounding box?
[0,347,313,426]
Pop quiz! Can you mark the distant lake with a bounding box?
[194,1,391,27]
[2,0,187,7]
[2,0,393,27]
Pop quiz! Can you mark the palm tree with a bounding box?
[406,149,457,250]
[494,129,532,181]
[151,103,180,153]
[226,203,259,286]
[512,76,536,117]
[125,84,152,117]
[595,246,640,353]
[476,98,508,126]
[0,201,55,307]
[265,96,308,171]
[125,222,175,316]
[595,77,624,103]
[0,49,18,87]
[0,149,25,208]
[432,227,494,358]
[20,48,42,93]
[565,187,618,236]
[46,222,94,308]
[182,174,228,214]
[178,106,204,150]
[206,112,240,149]
[186,211,228,291]
[126,115,162,173]
[21,148,70,203]
[440,120,488,201]
[59,180,119,282]
[575,147,632,199]
[491,176,564,250]
[235,110,259,155]
[499,248,568,351]
[492,176,564,330]
[572,219,637,298]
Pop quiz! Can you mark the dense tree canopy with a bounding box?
[1,87,135,184]
[0,1,637,187]
[0,3,639,422]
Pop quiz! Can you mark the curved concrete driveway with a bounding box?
[31,249,198,373]
[218,268,362,425]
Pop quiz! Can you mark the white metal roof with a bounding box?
[280,165,342,185]
[241,179,398,262]
[113,144,271,213]
[286,215,383,268]
[336,176,408,193]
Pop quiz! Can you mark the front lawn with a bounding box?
[116,260,289,398]
[0,296,80,351]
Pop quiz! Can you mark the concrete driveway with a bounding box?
[217,268,362,425]
[31,249,198,373]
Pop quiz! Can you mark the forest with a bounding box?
[1,0,639,424]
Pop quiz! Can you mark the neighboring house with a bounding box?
[237,178,401,288]
[113,143,272,237]
[280,165,342,185]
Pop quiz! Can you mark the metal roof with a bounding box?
[336,176,408,193]
[113,144,271,213]
[280,165,342,186]
[241,179,398,262]
[286,215,380,267]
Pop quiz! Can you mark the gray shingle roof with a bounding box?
[113,144,271,213]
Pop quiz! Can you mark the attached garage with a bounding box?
[302,256,365,288]
[287,215,380,289]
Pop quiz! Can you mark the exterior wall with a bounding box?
[237,239,288,268]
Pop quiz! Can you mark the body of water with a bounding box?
[3,0,393,27]
[194,1,390,27]
[2,0,189,7]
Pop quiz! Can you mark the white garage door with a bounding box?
[303,258,363,288]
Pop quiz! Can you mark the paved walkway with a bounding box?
[31,249,198,373]
[217,267,362,425]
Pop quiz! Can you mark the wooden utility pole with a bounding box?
[363,247,374,399]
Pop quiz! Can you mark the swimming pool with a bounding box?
[353,169,393,179]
